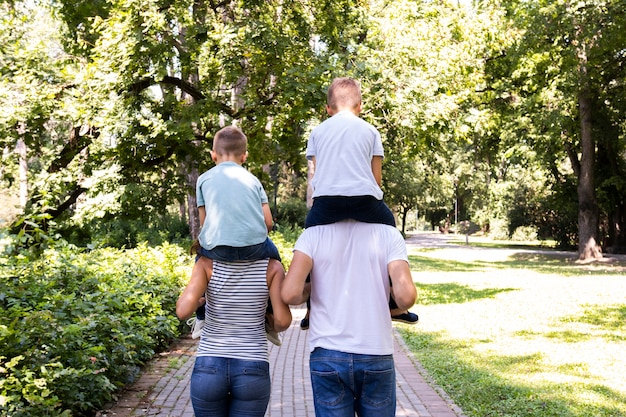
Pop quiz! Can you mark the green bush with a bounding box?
[0,226,302,416]
[487,218,510,240]
[511,225,538,242]
[61,213,190,249]
[274,198,307,228]
[0,242,188,416]
[269,225,303,269]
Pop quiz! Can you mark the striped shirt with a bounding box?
[197,259,270,362]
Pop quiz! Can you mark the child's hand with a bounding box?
[197,297,205,309]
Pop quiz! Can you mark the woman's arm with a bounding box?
[176,256,212,320]
[266,259,292,332]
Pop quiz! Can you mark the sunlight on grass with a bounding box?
[408,250,626,276]
[401,243,626,417]
[401,328,626,417]
[416,282,517,305]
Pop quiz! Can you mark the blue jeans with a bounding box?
[309,348,396,417]
[190,356,271,417]
[305,196,396,228]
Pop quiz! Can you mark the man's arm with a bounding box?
[388,260,417,310]
[371,155,383,186]
[282,250,312,305]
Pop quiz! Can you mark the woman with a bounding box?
[176,256,292,417]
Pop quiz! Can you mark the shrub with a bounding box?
[0,242,188,416]
[269,225,303,269]
[274,198,307,228]
[511,226,538,242]
[488,218,510,240]
[61,213,190,249]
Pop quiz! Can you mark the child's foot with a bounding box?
[391,312,419,324]
[186,318,205,339]
[265,321,283,346]
[300,317,309,330]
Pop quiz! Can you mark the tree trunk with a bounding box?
[186,163,200,240]
[576,94,602,260]
[401,207,408,236]
[306,160,314,209]
[16,137,28,208]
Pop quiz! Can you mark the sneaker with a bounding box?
[391,312,419,324]
[265,321,282,346]
[186,318,204,339]
[300,317,309,330]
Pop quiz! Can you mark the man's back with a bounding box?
[293,220,407,355]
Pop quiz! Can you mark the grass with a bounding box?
[400,235,626,417]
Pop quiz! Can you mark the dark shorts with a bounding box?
[305,195,396,228]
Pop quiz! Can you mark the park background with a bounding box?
[1,1,625,416]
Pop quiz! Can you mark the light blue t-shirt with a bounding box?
[306,110,384,199]
[196,162,268,250]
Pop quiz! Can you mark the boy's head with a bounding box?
[326,77,362,115]
[212,125,247,156]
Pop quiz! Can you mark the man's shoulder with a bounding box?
[312,221,401,236]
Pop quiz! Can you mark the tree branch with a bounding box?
[45,186,88,219]
[48,125,98,173]
[126,76,206,102]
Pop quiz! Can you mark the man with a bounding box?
[282,220,417,417]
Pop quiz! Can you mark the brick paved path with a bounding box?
[98,305,465,417]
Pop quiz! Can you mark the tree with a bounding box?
[503,0,626,259]
[4,0,367,245]
[0,2,86,237]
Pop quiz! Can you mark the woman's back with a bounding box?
[197,259,270,362]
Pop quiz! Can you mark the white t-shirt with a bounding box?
[294,220,408,355]
[306,111,384,200]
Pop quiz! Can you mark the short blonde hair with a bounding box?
[327,77,362,111]
[213,126,247,156]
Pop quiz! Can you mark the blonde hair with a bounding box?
[213,126,247,156]
[327,77,362,111]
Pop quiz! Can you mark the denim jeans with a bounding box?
[309,348,396,417]
[305,196,396,228]
[190,356,271,417]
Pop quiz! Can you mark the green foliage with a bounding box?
[5,212,58,254]
[269,225,303,269]
[3,0,626,261]
[511,226,538,242]
[0,242,187,416]
[534,184,579,249]
[487,218,510,241]
[62,212,190,249]
[274,197,307,229]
